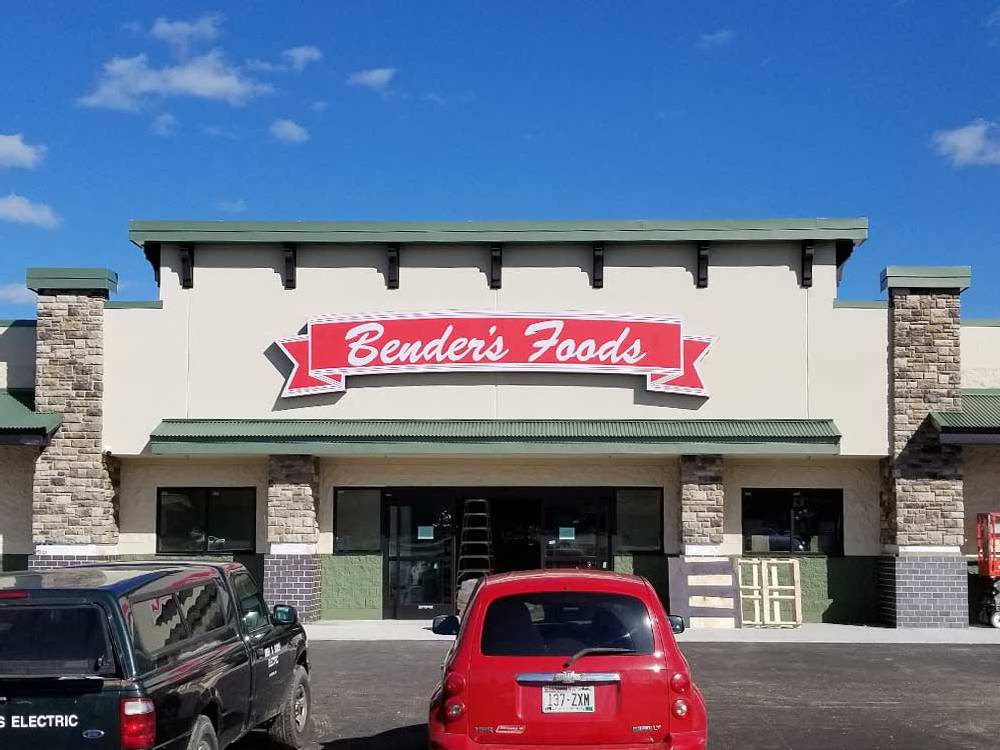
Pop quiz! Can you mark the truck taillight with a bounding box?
[120,698,155,750]
[0,591,27,599]
[444,672,465,696]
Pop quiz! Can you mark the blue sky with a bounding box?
[1,1,999,316]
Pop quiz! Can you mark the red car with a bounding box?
[429,570,707,749]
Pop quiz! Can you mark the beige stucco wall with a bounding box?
[721,457,882,556]
[0,446,34,554]
[963,446,1000,557]
[103,241,889,457]
[118,458,268,555]
[961,325,1000,388]
[0,323,36,389]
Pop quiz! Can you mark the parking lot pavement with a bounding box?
[234,641,1000,750]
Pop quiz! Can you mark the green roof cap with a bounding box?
[148,418,841,456]
[931,391,1000,442]
[880,266,971,292]
[0,390,61,441]
[26,268,118,294]
[129,218,869,246]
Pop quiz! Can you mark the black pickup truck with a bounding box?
[0,561,311,750]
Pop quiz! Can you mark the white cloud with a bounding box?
[79,51,272,111]
[0,283,36,305]
[933,119,1000,166]
[150,13,222,55]
[697,29,736,50]
[422,92,446,106]
[150,113,178,136]
[245,58,283,73]
[0,133,46,169]
[270,119,309,143]
[309,100,328,112]
[283,46,322,71]
[347,67,397,92]
[0,194,60,229]
[218,198,247,213]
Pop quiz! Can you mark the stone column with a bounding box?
[669,455,738,628]
[264,455,321,622]
[880,266,970,628]
[27,268,119,568]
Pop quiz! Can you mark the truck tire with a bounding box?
[186,715,219,750]
[269,665,312,749]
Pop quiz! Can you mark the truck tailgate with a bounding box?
[0,677,121,749]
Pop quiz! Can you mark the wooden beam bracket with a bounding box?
[696,242,710,288]
[801,240,815,288]
[490,244,502,290]
[180,243,194,289]
[592,243,604,289]
[387,244,400,289]
[282,243,297,290]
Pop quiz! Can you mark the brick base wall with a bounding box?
[28,554,119,569]
[879,556,968,628]
[264,554,321,623]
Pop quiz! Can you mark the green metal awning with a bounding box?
[0,390,61,445]
[148,418,841,456]
[931,390,1000,444]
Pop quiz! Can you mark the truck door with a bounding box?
[230,571,287,725]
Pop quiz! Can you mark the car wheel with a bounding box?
[187,715,218,750]
[269,665,313,749]
[991,611,1000,629]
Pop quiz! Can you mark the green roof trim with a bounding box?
[105,300,163,309]
[962,319,1000,327]
[880,266,971,292]
[931,391,1000,444]
[129,218,869,246]
[26,268,118,294]
[833,300,888,310]
[148,418,841,456]
[0,390,61,442]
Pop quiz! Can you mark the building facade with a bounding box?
[0,219,998,628]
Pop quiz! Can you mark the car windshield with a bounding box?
[0,604,117,676]
[480,591,655,657]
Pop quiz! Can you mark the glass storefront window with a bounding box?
[334,489,382,553]
[741,488,844,556]
[614,489,663,553]
[156,488,255,553]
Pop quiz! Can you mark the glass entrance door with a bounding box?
[383,491,456,619]
[541,490,612,570]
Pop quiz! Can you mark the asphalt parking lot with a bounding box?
[235,641,1000,750]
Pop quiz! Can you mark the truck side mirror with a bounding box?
[431,614,460,636]
[668,614,686,635]
[272,605,299,626]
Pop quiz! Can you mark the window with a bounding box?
[231,571,269,632]
[0,605,117,676]
[132,594,187,671]
[481,592,654,657]
[614,489,663,552]
[334,489,382,553]
[176,583,227,637]
[742,488,844,556]
[157,488,256,553]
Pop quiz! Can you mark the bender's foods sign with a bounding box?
[276,311,713,398]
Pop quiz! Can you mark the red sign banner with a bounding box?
[276,311,713,398]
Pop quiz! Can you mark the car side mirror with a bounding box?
[668,614,686,635]
[272,605,298,626]
[431,614,460,636]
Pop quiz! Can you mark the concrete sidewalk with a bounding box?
[305,619,1000,644]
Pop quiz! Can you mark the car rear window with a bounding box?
[481,592,655,657]
[0,605,117,676]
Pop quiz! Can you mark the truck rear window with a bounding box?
[481,592,655,657]
[0,605,117,676]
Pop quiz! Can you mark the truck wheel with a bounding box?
[269,665,312,749]
[187,715,218,750]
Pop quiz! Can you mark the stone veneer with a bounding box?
[882,286,967,627]
[264,455,321,621]
[31,291,117,561]
[680,454,724,549]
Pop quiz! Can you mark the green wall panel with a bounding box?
[320,554,382,619]
[797,556,879,624]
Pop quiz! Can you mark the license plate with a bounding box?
[541,685,595,713]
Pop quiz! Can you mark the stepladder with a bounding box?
[738,558,803,627]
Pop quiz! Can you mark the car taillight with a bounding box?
[444,673,465,696]
[670,672,690,693]
[120,698,155,750]
[672,698,689,718]
[0,591,27,599]
[444,700,465,721]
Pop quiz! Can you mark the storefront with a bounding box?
[1,219,998,628]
